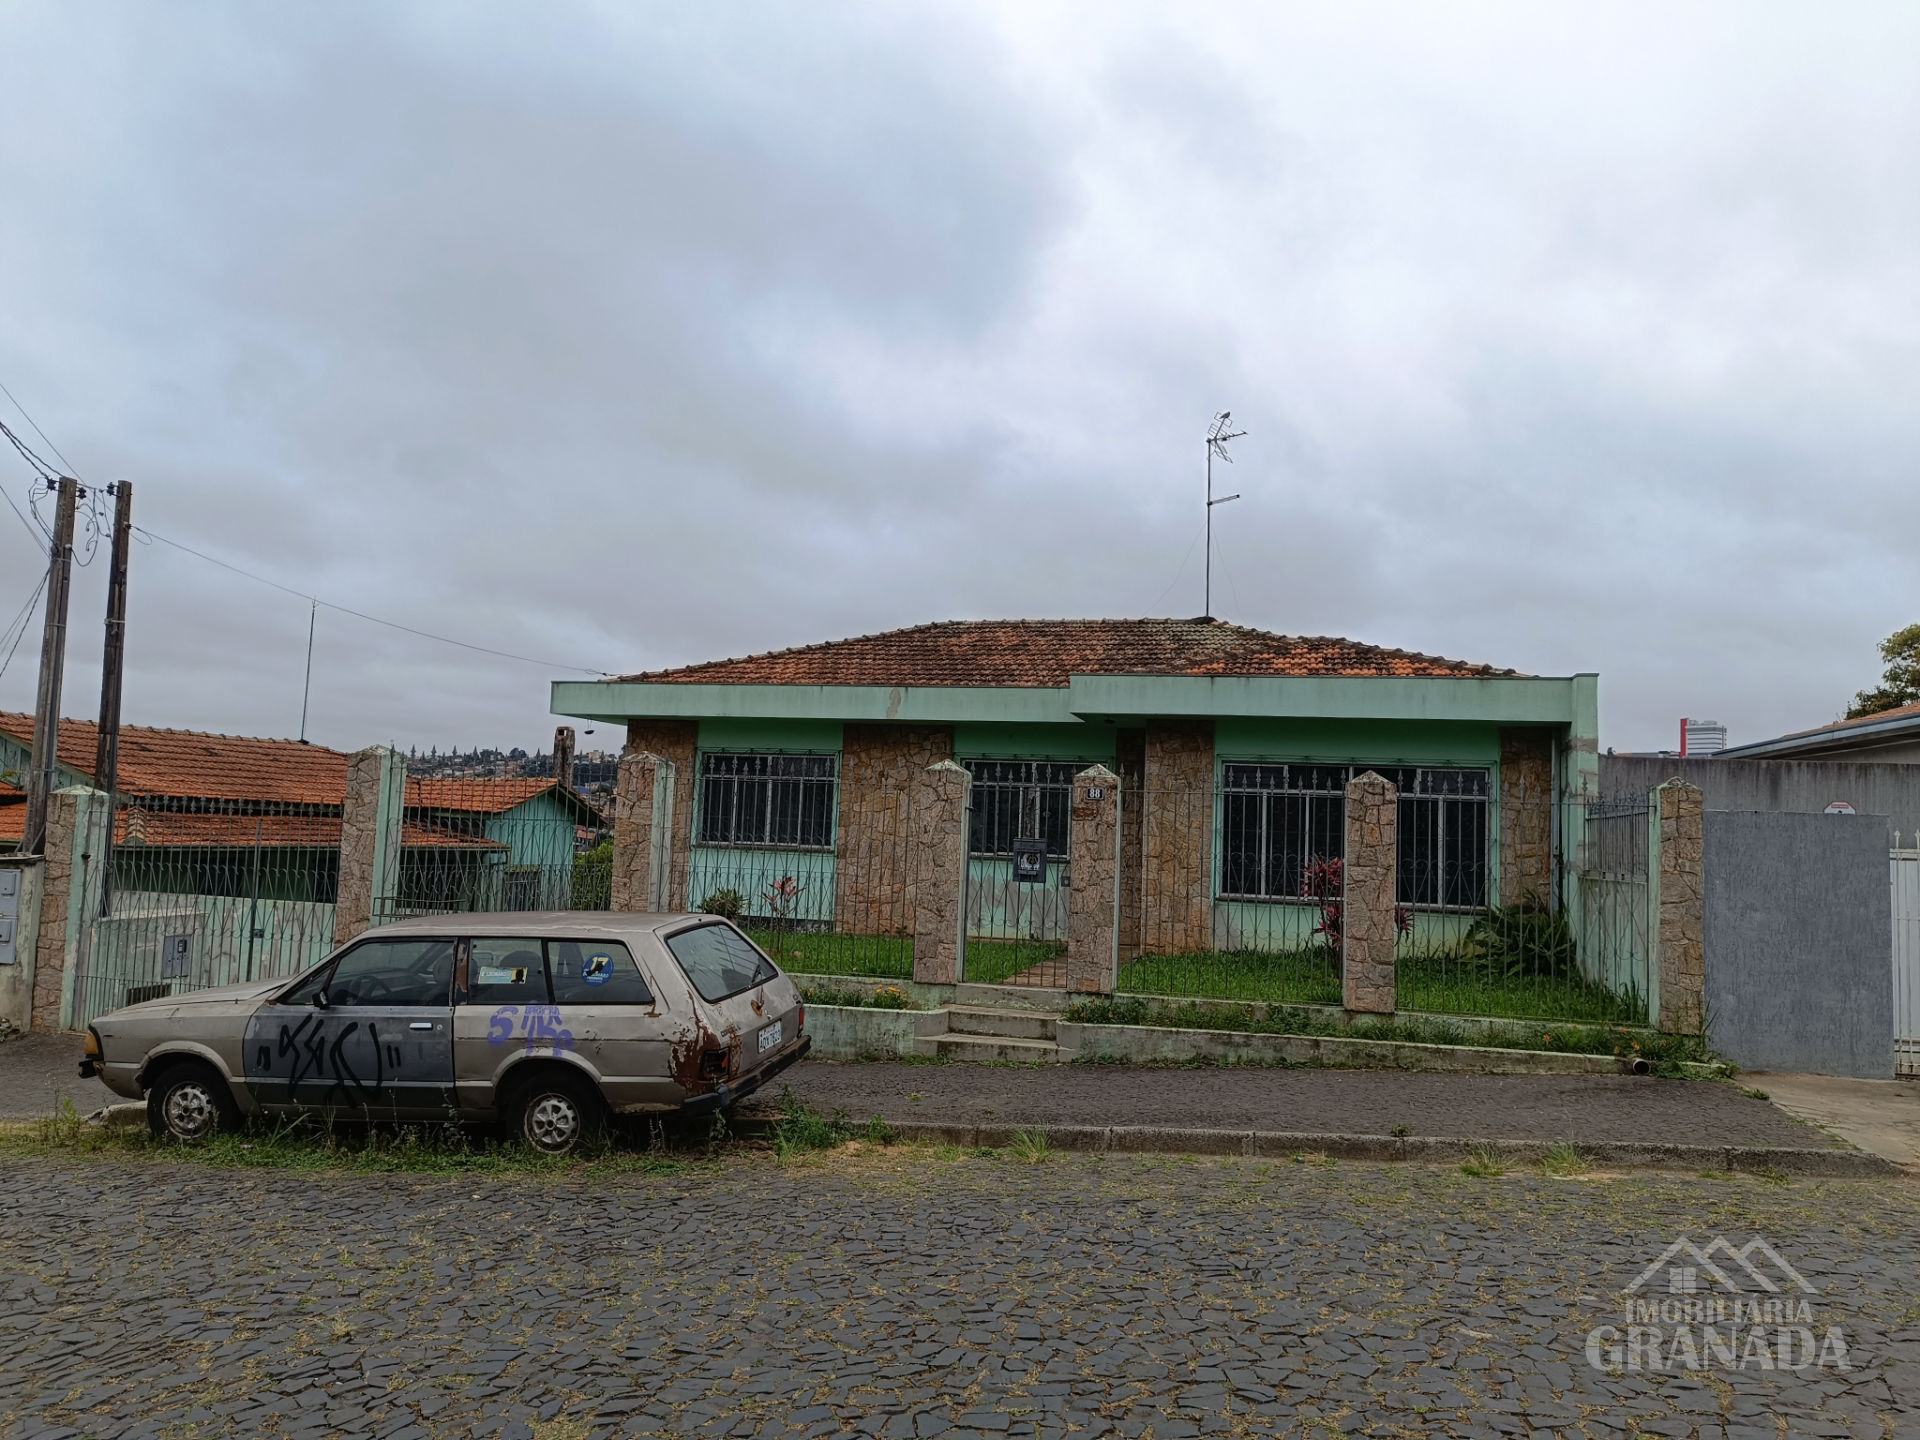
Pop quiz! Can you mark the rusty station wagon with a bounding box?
[80,912,811,1153]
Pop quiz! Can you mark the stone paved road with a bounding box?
[3,1150,1916,1439]
[743,1062,1841,1150]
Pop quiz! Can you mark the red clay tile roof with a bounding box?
[0,712,350,805]
[622,618,1515,688]
[0,715,589,817]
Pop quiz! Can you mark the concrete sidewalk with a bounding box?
[1745,1071,1920,1169]
[0,1034,114,1119]
[740,1058,1846,1153]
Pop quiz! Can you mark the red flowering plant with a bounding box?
[1302,856,1343,950]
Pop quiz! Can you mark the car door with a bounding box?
[244,936,456,1120]
[546,937,683,1110]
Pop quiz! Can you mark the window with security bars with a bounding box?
[1219,763,1491,909]
[696,753,837,849]
[962,759,1082,859]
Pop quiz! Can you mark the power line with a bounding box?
[134,525,614,676]
[0,375,79,477]
[0,566,49,686]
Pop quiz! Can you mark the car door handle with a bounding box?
[409,1022,434,1031]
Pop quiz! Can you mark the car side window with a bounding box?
[549,940,652,1005]
[279,962,333,1007]
[468,937,549,1005]
[665,923,777,1003]
[325,939,455,1007]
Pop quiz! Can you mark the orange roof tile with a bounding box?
[622,618,1515,688]
[407,777,558,814]
[0,712,350,806]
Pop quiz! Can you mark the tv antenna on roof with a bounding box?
[1205,411,1245,619]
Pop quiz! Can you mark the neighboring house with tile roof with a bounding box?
[0,713,601,912]
[1716,701,1920,764]
[552,618,1599,955]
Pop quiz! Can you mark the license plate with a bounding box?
[757,1020,783,1053]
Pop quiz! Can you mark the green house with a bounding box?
[553,619,1599,973]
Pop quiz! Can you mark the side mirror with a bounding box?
[313,988,330,1010]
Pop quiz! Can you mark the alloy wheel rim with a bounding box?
[528,1094,580,1152]
[164,1083,215,1140]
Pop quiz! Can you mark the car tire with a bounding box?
[147,1061,241,1143]
[502,1069,604,1156]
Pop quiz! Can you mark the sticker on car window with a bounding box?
[582,953,613,986]
[478,965,527,985]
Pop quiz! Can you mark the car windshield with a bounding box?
[665,924,776,1003]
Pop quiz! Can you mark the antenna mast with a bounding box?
[1205,411,1245,618]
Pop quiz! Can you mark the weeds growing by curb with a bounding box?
[1536,1142,1588,1178]
[1460,1146,1507,1178]
[1008,1129,1051,1164]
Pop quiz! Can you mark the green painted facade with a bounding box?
[560,667,1601,952]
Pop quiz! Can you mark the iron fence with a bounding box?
[686,771,920,981]
[73,795,343,1028]
[383,775,608,920]
[959,767,1078,987]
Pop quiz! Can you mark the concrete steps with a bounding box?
[931,1032,1060,1063]
[946,1006,1058,1042]
[953,982,1071,1013]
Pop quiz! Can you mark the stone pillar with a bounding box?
[835,724,954,937]
[1139,721,1214,955]
[611,751,677,912]
[1342,771,1398,1016]
[336,746,406,945]
[1066,766,1120,994]
[911,761,970,985]
[1654,779,1705,1035]
[625,720,699,908]
[1115,728,1145,962]
[552,725,576,792]
[33,786,109,1031]
[1498,728,1555,907]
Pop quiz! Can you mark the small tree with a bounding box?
[1848,623,1920,719]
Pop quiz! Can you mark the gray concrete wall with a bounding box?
[1604,755,1920,843]
[1702,811,1893,1078]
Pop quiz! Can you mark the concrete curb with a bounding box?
[730,1115,1896,1175]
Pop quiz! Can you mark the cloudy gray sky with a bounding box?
[1,1,1915,756]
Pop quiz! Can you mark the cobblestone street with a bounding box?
[3,1150,1917,1439]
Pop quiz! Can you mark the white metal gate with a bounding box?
[1893,849,1920,1078]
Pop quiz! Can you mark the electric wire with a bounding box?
[0,375,79,477]
[0,566,48,686]
[134,526,614,676]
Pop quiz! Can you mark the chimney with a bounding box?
[553,725,576,790]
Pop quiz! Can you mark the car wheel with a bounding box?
[147,1062,241,1143]
[503,1070,604,1156]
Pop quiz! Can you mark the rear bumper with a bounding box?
[679,1035,812,1116]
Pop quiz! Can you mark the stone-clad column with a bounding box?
[1066,766,1120,994]
[911,761,970,985]
[33,786,109,1031]
[1498,728,1555,906]
[336,746,405,946]
[625,720,698,910]
[1342,771,1398,1015]
[1654,779,1705,1034]
[1140,721,1214,955]
[836,724,955,937]
[612,751,677,912]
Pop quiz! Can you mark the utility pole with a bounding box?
[1204,412,1245,619]
[94,481,132,794]
[23,477,78,856]
[93,480,133,913]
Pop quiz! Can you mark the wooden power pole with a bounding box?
[93,480,133,912]
[93,481,133,796]
[22,477,78,856]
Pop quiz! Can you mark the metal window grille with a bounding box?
[1219,764,1347,898]
[696,753,837,850]
[1385,766,1491,910]
[1219,762,1490,908]
[962,760,1082,858]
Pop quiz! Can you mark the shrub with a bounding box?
[1062,995,1150,1026]
[1458,902,1578,980]
[699,888,746,922]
